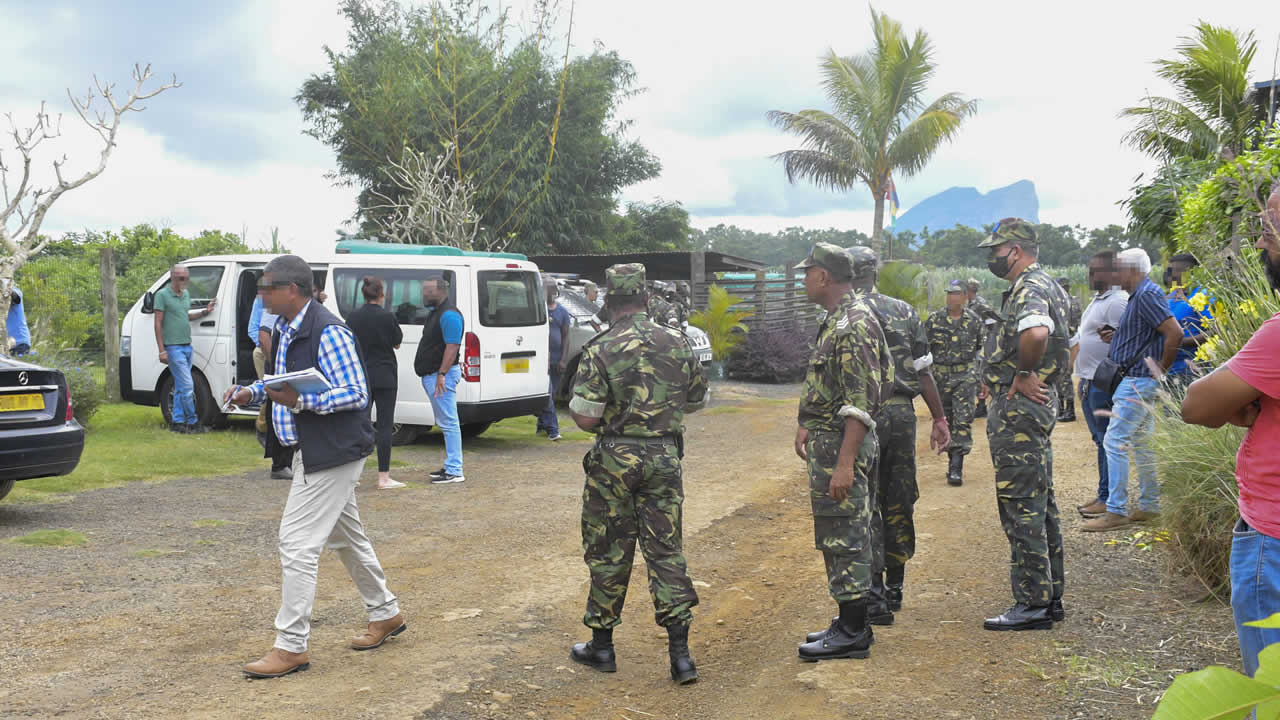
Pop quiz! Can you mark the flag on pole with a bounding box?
[885,179,900,228]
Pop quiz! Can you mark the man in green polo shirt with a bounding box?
[154,264,216,434]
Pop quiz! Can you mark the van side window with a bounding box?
[478,270,547,327]
[155,266,225,309]
[332,268,457,325]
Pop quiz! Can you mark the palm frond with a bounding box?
[885,94,977,177]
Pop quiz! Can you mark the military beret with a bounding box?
[946,279,966,294]
[606,263,646,296]
[844,245,879,278]
[794,242,854,280]
[978,217,1038,248]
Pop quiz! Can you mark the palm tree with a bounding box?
[1121,22,1260,162]
[768,8,976,258]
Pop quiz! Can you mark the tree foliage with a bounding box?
[297,0,659,254]
[768,7,976,257]
[689,286,753,361]
[693,225,872,268]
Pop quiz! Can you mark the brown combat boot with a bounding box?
[351,612,407,650]
[242,647,310,678]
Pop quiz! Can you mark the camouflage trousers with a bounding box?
[986,389,1065,607]
[1056,374,1076,417]
[807,427,878,603]
[934,363,978,455]
[580,437,698,630]
[869,398,920,573]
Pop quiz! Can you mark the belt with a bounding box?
[598,435,675,447]
[884,394,914,406]
[933,361,972,370]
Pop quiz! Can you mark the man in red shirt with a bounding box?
[1182,186,1280,677]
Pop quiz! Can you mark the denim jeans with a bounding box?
[166,344,196,425]
[538,369,561,436]
[424,365,463,475]
[1079,378,1112,503]
[1231,518,1280,677]
[1103,376,1160,516]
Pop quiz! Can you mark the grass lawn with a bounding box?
[7,403,267,503]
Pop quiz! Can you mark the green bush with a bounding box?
[690,285,753,361]
[21,351,104,428]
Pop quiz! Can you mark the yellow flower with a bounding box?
[1188,292,1209,313]
[1239,300,1259,317]
[1194,336,1220,363]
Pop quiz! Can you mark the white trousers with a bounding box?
[273,454,399,653]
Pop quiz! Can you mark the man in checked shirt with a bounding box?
[226,255,406,678]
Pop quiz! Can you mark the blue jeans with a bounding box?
[1231,518,1280,677]
[538,369,561,436]
[424,365,463,475]
[1103,376,1160,516]
[166,344,196,425]
[1080,378,1112,503]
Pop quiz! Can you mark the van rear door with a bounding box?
[473,269,549,402]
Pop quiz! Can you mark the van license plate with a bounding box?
[698,351,712,364]
[0,393,44,412]
[503,358,530,374]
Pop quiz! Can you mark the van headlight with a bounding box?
[121,336,131,357]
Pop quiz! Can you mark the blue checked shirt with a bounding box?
[246,301,370,447]
[1107,277,1173,379]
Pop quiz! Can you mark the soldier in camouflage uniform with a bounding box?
[967,278,1001,419]
[846,246,951,622]
[977,219,1070,632]
[791,243,894,662]
[567,263,707,685]
[1055,277,1081,423]
[924,280,985,486]
[646,283,681,329]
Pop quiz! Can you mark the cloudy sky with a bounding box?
[0,0,1274,257]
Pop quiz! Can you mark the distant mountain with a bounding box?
[893,180,1039,235]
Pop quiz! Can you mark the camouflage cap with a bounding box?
[966,277,980,288]
[844,245,879,278]
[605,263,646,296]
[946,279,966,294]
[794,242,854,280]
[1056,276,1071,287]
[977,217,1038,248]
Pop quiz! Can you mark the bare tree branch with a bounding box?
[366,145,506,252]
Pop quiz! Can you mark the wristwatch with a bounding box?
[292,396,304,414]
[1016,370,1032,378]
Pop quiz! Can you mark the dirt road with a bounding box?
[0,383,1237,719]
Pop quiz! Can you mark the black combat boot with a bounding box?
[1051,598,1065,622]
[667,623,698,685]
[974,398,987,418]
[799,600,873,661]
[1059,393,1076,422]
[982,603,1053,631]
[884,565,905,612]
[867,573,894,626]
[947,451,964,487]
[570,628,617,672]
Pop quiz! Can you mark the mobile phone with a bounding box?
[1099,324,1115,333]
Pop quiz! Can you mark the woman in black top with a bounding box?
[347,276,405,489]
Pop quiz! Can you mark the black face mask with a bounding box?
[987,250,1015,279]
[1263,248,1280,291]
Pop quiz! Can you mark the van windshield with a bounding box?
[332,268,457,325]
[478,270,547,327]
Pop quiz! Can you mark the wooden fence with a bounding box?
[694,271,820,335]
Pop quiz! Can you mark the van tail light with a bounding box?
[463,331,481,382]
[65,384,75,422]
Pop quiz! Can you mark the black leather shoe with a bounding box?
[1050,598,1065,622]
[667,623,698,685]
[799,621,873,661]
[983,603,1053,631]
[169,422,188,434]
[570,629,616,672]
[805,617,839,644]
[947,452,964,486]
[186,423,210,434]
[974,400,988,418]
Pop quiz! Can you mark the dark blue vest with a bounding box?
[266,301,374,472]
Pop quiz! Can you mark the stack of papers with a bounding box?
[262,368,332,394]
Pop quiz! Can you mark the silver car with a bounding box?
[553,282,712,400]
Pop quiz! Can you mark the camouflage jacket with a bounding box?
[924,308,985,365]
[569,311,707,437]
[983,264,1072,389]
[1067,295,1082,336]
[967,294,1002,324]
[798,290,894,434]
[858,290,930,398]
[647,295,680,329]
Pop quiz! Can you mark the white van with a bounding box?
[118,241,550,442]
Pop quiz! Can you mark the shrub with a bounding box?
[21,351,104,427]
[727,325,811,383]
[689,285,753,361]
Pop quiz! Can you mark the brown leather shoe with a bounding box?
[1081,512,1130,532]
[351,612,406,650]
[1077,499,1107,517]
[1129,509,1162,523]
[243,648,310,678]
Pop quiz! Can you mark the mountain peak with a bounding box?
[894,180,1039,234]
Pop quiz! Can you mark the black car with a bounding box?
[0,356,85,502]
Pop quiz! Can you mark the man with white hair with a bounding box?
[1082,248,1183,532]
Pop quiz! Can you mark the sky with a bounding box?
[0,0,1276,258]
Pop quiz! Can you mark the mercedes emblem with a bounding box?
[515,336,523,346]
[17,371,28,385]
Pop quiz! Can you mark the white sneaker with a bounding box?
[548,433,563,441]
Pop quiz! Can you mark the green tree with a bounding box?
[601,200,692,252]
[1121,22,1262,163]
[296,0,659,255]
[767,8,976,258]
